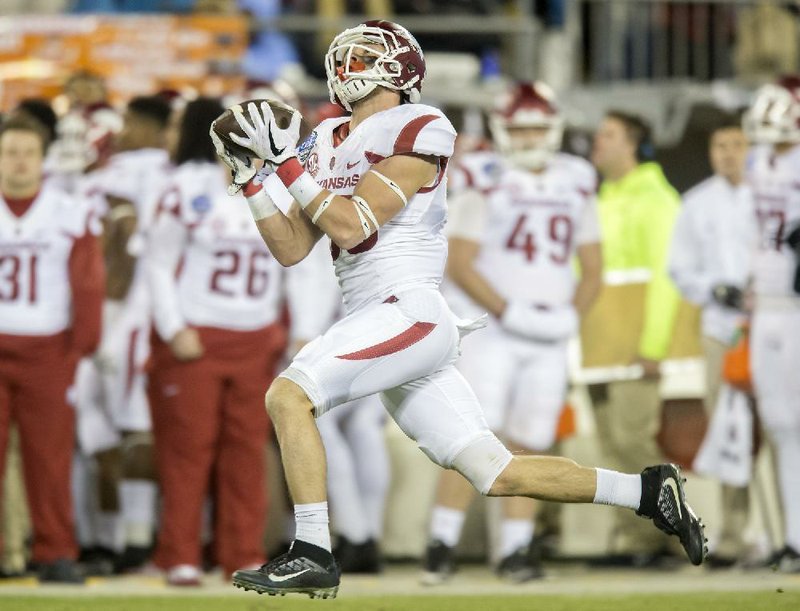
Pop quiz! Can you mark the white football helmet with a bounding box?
[489,82,564,170]
[325,20,426,112]
[743,76,800,144]
[51,103,122,173]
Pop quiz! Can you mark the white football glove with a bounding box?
[209,126,256,196]
[500,302,578,343]
[230,101,302,167]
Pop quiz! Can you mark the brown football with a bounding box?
[212,98,313,158]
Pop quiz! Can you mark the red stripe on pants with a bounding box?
[148,323,286,575]
[0,332,79,563]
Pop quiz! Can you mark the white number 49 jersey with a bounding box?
[447,151,600,312]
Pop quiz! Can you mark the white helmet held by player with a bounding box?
[325,20,426,112]
[490,82,564,171]
[743,75,800,145]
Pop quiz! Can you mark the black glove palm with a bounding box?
[711,284,744,310]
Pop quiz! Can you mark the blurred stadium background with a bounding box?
[0,0,799,609]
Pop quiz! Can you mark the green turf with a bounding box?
[1,592,799,611]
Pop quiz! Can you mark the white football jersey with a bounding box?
[669,175,756,342]
[747,144,800,299]
[286,240,341,343]
[83,148,172,313]
[0,186,98,335]
[301,103,457,313]
[101,148,172,224]
[445,151,599,315]
[148,161,286,338]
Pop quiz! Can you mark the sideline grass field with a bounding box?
[2,592,800,611]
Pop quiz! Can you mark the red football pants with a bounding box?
[148,324,285,576]
[0,332,78,563]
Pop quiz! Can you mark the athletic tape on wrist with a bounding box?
[276,157,323,209]
[369,170,408,207]
[244,183,279,221]
[311,193,335,225]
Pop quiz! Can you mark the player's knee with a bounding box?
[450,433,513,496]
[265,377,314,423]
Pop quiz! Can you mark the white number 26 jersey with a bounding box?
[148,162,285,340]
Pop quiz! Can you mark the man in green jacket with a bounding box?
[590,111,682,564]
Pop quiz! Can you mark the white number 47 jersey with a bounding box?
[447,151,600,311]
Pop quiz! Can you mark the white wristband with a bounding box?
[276,158,324,209]
[246,189,279,221]
[287,172,324,209]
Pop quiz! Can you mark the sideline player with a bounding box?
[78,95,173,571]
[0,115,104,582]
[668,118,756,567]
[422,82,602,584]
[212,20,706,599]
[743,76,800,572]
[146,98,288,585]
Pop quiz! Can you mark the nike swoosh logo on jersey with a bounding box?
[268,568,311,582]
[267,125,286,157]
[664,478,682,520]
[346,161,359,169]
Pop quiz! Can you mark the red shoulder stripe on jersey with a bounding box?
[393,115,439,155]
[335,322,436,360]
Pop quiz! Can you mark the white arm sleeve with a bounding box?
[146,210,189,341]
[575,196,602,245]
[446,189,488,242]
[286,240,341,342]
[668,203,713,305]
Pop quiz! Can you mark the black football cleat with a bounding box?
[420,539,456,586]
[37,558,85,584]
[496,542,544,583]
[334,537,383,574]
[636,464,707,566]
[232,540,339,599]
[769,545,800,574]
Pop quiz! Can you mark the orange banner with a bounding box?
[0,15,248,111]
